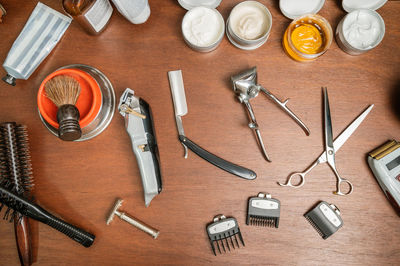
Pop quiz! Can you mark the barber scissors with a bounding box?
[278,87,374,195]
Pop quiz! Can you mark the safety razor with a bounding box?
[168,70,256,180]
[231,67,310,161]
[118,88,162,207]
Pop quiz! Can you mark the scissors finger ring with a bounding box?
[278,172,306,188]
[333,178,353,196]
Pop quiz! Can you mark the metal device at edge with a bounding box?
[118,88,162,207]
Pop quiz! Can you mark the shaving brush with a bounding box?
[44,75,82,141]
[0,122,34,265]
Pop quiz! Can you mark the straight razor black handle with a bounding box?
[179,135,257,180]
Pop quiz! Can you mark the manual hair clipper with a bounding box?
[118,88,162,207]
[231,67,310,161]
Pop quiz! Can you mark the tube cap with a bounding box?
[2,74,16,86]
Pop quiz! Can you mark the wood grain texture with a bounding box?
[0,0,399,265]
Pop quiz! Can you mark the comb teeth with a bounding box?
[305,215,325,238]
[210,229,245,256]
[247,193,280,228]
[248,215,278,227]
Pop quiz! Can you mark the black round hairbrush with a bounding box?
[0,122,34,265]
[0,123,95,248]
[44,75,82,141]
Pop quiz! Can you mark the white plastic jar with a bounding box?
[336,9,385,55]
[181,6,225,52]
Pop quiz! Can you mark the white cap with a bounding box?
[342,0,387,12]
[130,3,150,24]
[177,0,222,10]
[279,0,325,19]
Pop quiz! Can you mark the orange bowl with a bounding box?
[37,68,102,129]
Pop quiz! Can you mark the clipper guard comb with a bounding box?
[247,192,280,228]
[304,201,343,239]
[206,215,244,256]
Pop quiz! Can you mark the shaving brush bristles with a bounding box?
[44,75,81,106]
[44,75,82,141]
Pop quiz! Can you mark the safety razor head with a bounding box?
[247,193,280,228]
[304,201,343,239]
[107,198,123,225]
[206,215,244,256]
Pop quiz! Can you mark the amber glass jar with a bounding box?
[63,0,113,35]
[283,14,333,62]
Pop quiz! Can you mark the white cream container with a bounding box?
[181,6,225,52]
[226,1,272,50]
[336,1,386,55]
[336,9,385,55]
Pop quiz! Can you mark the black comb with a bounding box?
[0,185,95,247]
[247,192,280,228]
[304,201,343,239]
[206,215,244,256]
[0,122,35,265]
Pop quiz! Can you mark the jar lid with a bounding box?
[177,0,222,10]
[279,0,325,19]
[342,0,387,12]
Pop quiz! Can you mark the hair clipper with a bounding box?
[118,88,162,207]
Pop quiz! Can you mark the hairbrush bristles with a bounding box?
[0,122,34,222]
[0,122,34,196]
[44,75,81,107]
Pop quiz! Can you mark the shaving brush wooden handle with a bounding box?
[57,104,81,141]
[44,75,82,141]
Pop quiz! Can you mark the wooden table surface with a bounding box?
[0,0,399,265]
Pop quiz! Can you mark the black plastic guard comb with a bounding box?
[304,201,343,240]
[0,185,95,247]
[247,192,280,228]
[206,215,244,256]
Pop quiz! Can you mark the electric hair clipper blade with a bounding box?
[206,215,244,256]
[247,192,280,228]
[118,88,162,207]
[304,201,343,239]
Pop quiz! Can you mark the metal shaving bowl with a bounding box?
[38,64,115,141]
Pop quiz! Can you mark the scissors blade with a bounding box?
[323,87,334,151]
[333,104,374,152]
[316,104,374,164]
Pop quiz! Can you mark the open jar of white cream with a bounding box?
[181,6,225,52]
[336,9,385,55]
[226,1,272,50]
